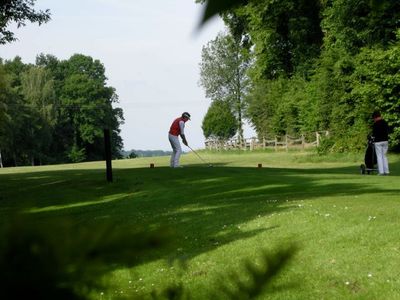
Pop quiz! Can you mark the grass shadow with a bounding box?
[0,159,399,265]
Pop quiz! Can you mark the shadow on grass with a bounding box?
[0,159,399,265]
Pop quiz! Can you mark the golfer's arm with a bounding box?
[179,121,185,135]
[180,134,187,144]
[179,121,187,144]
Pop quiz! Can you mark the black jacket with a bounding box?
[373,119,389,142]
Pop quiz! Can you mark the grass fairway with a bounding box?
[1,151,400,299]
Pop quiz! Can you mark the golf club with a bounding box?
[187,145,213,167]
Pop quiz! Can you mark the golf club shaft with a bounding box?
[187,145,208,164]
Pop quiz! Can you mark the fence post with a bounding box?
[251,137,256,151]
[316,132,320,147]
[301,134,305,150]
[263,137,266,150]
[285,135,288,152]
[274,136,278,151]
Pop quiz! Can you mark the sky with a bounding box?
[0,0,255,151]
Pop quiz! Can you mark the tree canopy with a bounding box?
[0,0,51,44]
[202,100,237,141]
[199,31,251,144]
[198,0,400,151]
[0,54,124,166]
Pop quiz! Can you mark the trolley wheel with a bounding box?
[360,164,366,175]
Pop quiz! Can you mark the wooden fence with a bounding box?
[205,131,329,151]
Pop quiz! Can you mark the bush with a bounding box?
[202,100,237,141]
[67,145,86,163]
[317,137,334,155]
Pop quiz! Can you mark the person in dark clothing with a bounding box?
[372,111,389,175]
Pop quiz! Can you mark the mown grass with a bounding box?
[1,150,399,299]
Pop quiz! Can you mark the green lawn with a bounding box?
[1,151,399,299]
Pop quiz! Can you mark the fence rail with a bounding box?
[205,131,329,151]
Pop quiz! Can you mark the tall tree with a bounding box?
[199,31,250,145]
[59,54,124,162]
[0,58,31,166]
[0,0,51,44]
[0,64,12,167]
[20,66,57,165]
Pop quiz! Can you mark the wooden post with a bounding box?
[104,129,113,182]
[285,135,288,152]
[316,132,320,147]
[301,134,305,150]
[263,137,266,150]
[275,136,278,151]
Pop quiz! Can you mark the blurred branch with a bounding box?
[0,216,173,299]
[199,0,248,27]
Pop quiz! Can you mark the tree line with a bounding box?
[0,54,124,167]
[121,149,173,158]
[199,0,400,152]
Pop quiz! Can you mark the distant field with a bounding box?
[1,150,399,299]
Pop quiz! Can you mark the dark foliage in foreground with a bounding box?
[0,215,295,299]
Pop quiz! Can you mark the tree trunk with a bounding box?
[236,60,244,147]
[237,102,244,147]
[234,43,244,148]
[0,149,3,168]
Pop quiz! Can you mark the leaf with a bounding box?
[199,0,248,26]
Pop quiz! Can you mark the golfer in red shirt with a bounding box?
[168,112,190,168]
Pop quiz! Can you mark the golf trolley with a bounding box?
[360,135,378,175]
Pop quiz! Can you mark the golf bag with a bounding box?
[360,136,377,174]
